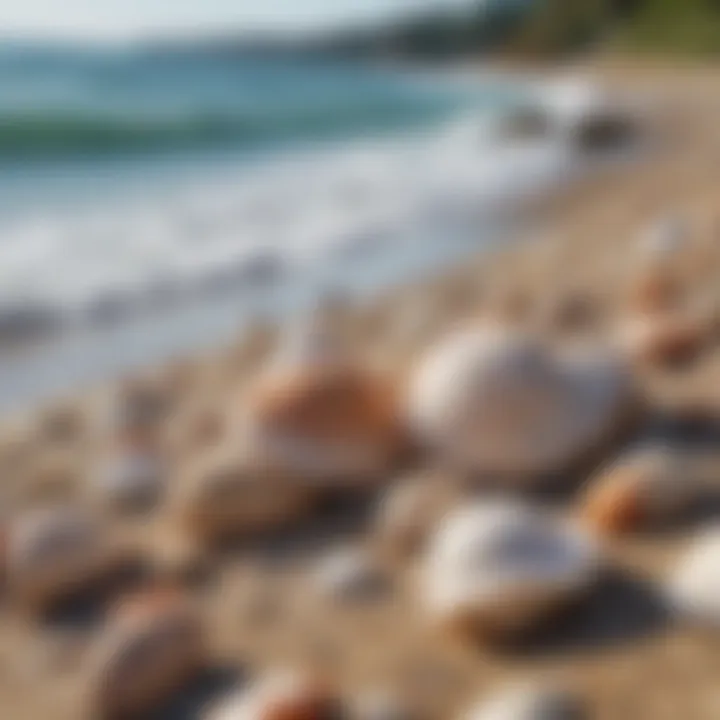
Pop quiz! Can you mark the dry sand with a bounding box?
[2,61,720,719]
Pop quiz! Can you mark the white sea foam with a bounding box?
[0,101,582,326]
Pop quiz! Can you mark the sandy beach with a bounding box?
[2,60,720,719]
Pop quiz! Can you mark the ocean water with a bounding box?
[0,46,588,411]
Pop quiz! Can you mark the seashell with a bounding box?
[462,683,585,720]
[617,313,707,367]
[5,506,126,613]
[96,447,165,511]
[579,448,697,534]
[208,671,340,720]
[247,337,402,484]
[313,546,390,604]
[407,325,634,480]
[423,501,600,639]
[374,471,459,556]
[174,444,310,545]
[88,589,205,718]
[666,526,720,627]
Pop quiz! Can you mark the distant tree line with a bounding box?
[313,0,720,59]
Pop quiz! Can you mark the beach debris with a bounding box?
[422,501,600,640]
[666,526,720,627]
[87,588,205,718]
[461,682,585,720]
[374,471,459,556]
[96,446,166,511]
[579,447,699,535]
[246,318,402,485]
[313,546,390,604]
[407,324,635,480]
[616,312,708,368]
[207,670,341,720]
[174,443,310,545]
[5,505,127,613]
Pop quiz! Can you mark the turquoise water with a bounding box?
[0,46,581,412]
[0,48,487,159]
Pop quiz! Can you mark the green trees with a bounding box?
[507,0,720,56]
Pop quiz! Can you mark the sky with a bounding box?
[0,0,480,41]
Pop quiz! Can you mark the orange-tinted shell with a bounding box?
[622,315,707,367]
[262,681,338,720]
[630,268,682,315]
[580,467,646,534]
[252,366,401,447]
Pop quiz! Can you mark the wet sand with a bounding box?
[2,61,720,719]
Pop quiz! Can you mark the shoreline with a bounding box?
[0,66,594,418]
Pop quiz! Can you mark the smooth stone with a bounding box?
[87,589,205,718]
[6,506,125,613]
[174,444,310,545]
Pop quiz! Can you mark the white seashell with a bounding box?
[463,683,585,720]
[667,526,720,626]
[423,501,600,637]
[6,506,121,611]
[407,325,632,479]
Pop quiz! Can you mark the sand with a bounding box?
[1,60,720,719]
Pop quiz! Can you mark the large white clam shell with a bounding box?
[424,501,600,636]
[407,325,631,479]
